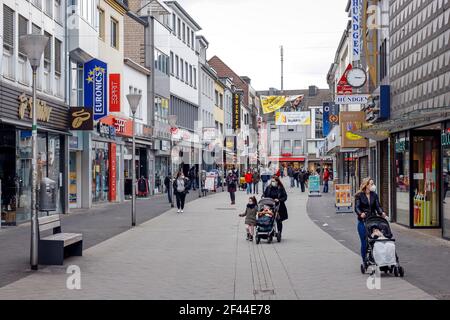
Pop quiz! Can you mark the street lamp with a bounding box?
[127,93,142,227]
[20,34,49,271]
[168,115,177,208]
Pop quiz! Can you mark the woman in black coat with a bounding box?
[263,175,288,236]
[355,177,387,265]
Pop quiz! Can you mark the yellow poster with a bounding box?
[261,96,288,114]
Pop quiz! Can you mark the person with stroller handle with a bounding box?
[263,175,288,238]
[355,177,387,266]
[239,196,258,241]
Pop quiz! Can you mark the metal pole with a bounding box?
[132,112,136,227]
[198,147,202,198]
[170,139,174,207]
[30,68,38,270]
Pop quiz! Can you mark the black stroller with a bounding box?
[255,198,281,244]
[360,216,405,277]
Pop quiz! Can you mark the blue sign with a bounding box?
[323,102,331,137]
[309,175,320,193]
[379,85,390,120]
[84,59,108,121]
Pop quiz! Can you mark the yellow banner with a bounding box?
[261,96,288,114]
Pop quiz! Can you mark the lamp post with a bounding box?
[126,94,142,227]
[20,34,49,271]
[168,115,177,208]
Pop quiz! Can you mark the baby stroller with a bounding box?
[360,216,405,277]
[255,198,281,244]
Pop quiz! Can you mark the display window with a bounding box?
[394,132,410,226]
[92,142,110,202]
[442,123,450,238]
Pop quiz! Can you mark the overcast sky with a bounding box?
[176,0,349,91]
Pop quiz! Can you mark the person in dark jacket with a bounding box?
[226,170,238,205]
[263,175,288,237]
[239,196,258,241]
[298,168,307,192]
[355,177,387,265]
[293,168,300,188]
[173,171,190,213]
[164,173,172,204]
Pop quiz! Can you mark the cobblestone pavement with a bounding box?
[0,182,434,299]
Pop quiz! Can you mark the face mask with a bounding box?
[271,181,277,187]
[370,185,377,192]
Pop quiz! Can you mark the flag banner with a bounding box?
[261,96,288,114]
[275,111,311,126]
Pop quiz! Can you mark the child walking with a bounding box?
[239,196,258,241]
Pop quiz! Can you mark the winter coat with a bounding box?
[173,178,190,195]
[226,174,238,193]
[245,173,253,184]
[298,170,307,183]
[355,191,383,221]
[252,172,261,183]
[240,205,257,226]
[323,169,330,181]
[263,185,288,221]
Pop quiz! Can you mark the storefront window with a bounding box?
[442,123,450,238]
[92,142,109,202]
[411,132,440,227]
[395,132,410,226]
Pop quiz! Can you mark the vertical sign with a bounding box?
[323,102,331,137]
[352,0,362,61]
[109,73,121,112]
[84,58,108,121]
[233,93,241,130]
[109,143,117,201]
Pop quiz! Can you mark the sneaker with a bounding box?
[181,210,184,213]
[177,209,180,213]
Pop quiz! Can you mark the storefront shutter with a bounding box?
[3,5,14,54]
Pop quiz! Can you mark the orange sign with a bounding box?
[340,111,368,148]
[100,115,133,137]
[109,143,117,201]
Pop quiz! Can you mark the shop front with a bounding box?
[0,85,69,226]
[442,122,450,239]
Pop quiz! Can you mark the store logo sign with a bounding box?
[18,93,52,122]
[352,0,362,61]
[84,59,108,121]
[69,107,93,131]
[97,122,116,139]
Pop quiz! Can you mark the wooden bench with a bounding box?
[38,215,83,265]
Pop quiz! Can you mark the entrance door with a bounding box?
[69,152,79,209]
[411,132,440,228]
[0,126,16,226]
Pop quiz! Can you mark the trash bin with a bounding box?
[39,178,57,212]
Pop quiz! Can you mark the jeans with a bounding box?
[295,178,299,188]
[176,193,186,210]
[323,180,329,193]
[358,220,367,263]
[253,182,259,194]
[229,192,235,203]
[167,188,172,203]
[290,177,295,188]
[246,183,252,194]
[300,182,305,193]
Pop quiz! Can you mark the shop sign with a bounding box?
[140,125,153,139]
[309,175,321,193]
[203,128,216,141]
[84,58,108,121]
[97,122,116,140]
[395,140,409,152]
[275,111,311,126]
[336,64,353,95]
[340,111,368,148]
[233,93,241,130]
[69,107,94,131]
[109,143,117,201]
[352,0,362,61]
[442,132,450,147]
[336,94,370,104]
[109,74,121,112]
[18,93,52,122]
[99,115,132,137]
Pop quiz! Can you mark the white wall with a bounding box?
[122,64,148,126]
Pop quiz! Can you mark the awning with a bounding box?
[268,156,306,162]
[0,117,72,136]
[354,106,450,139]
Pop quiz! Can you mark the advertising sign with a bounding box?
[335,184,353,213]
[337,64,353,95]
[340,111,368,148]
[309,175,321,193]
[84,58,108,121]
[109,73,121,112]
[69,107,94,131]
[275,111,311,126]
[335,94,370,104]
[109,143,117,201]
[323,102,331,137]
[99,115,133,137]
[260,96,287,114]
[203,128,216,141]
[352,0,362,61]
[330,103,340,124]
[233,93,241,130]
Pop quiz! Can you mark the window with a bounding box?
[175,55,179,78]
[193,67,197,88]
[18,15,28,59]
[180,59,184,81]
[215,90,219,105]
[44,31,52,71]
[3,5,14,55]
[189,65,192,86]
[32,0,42,9]
[172,14,176,33]
[45,0,53,17]
[187,27,190,47]
[219,94,223,108]
[111,18,118,49]
[154,49,169,75]
[99,9,105,40]
[54,0,62,24]
[170,52,174,75]
[191,31,194,50]
[185,61,188,82]
[32,23,41,35]
[182,22,185,42]
[177,18,181,38]
[55,38,62,76]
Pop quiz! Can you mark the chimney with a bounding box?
[241,76,251,85]
[309,85,318,96]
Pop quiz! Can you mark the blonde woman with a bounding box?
[355,177,387,266]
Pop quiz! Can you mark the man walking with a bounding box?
[252,168,260,195]
[323,167,330,193]
[164,173,172,204]
[293,168,300,188]
[299,167,307,193]
[288,165,295,188]
[245,169,253,194]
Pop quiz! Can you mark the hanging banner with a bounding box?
[233,93,241,130]
[340,111,368,148]
[260,96,288,114]
[109,143,117,201]
[109,73,121,112]
[275,111,311,126]
[84,58,108,121]
[352,0,362,62]
[323,102,331,137]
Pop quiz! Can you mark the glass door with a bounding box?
[442,125,450,238]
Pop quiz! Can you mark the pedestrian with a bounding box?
[261,169,270,193]
[226,170,238,205]
[173,171,190,213]
[189,166,196,191]
[239,196,258,241]
[245,169,253,194]
[164,173,172,204]
[299,167,307,193]
[323,167,330,193]
[355,177,387,267]
[263,175,288,238]
[252,168,260,195]
[293,168,300,188]
[288,165,295,188]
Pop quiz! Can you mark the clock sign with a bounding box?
[347,68,367,88]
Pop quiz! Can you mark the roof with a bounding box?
[165,1,202,30]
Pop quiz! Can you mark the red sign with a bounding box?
[337,64,353,95]
[100,115,133,137]
[109,143,117,201]
[109,74,121,112]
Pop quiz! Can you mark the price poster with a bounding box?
[335,184,352,207]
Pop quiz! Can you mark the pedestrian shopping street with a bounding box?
[0,179,443,300]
